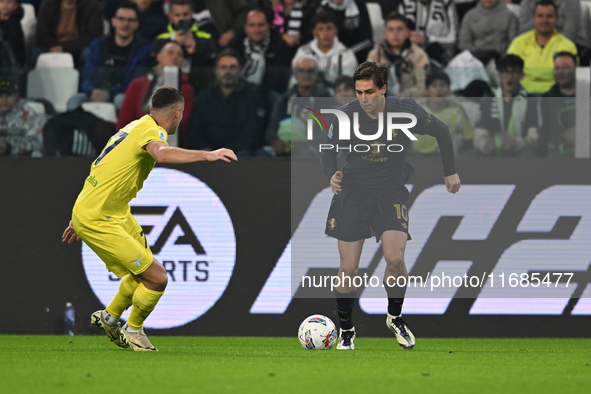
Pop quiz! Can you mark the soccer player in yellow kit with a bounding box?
[62,87,237,351]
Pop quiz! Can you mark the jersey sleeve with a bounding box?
[137,126,169,152]
[408,99,456,177]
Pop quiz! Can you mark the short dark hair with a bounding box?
[312,12,338,29]
[247,8,272,25]
[352,61,388,91]
[497,54,524,73]
[152,39,183,58]
[115,0,138,15]
[384,12,409,28]
[553,51,577,65]
[170,0,195,10]
[534,0,557,14]
[333,75,355,92]
[151,86,184,109]
[214,48,243,68]
[425,71,450,88]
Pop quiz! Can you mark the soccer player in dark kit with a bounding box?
[321,61,461,350]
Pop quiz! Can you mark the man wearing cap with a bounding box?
[0,76,45,157]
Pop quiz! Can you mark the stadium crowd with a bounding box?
[0,0,585,158]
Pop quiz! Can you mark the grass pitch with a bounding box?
[1,335,590,393]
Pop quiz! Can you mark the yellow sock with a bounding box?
[127,283,164,329]
[106,275,139,318]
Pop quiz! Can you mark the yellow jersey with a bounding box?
[507,29,577,94]
[73,115,168,221]
[413,99,474,155]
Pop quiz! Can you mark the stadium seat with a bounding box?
[27,68,79,113]
[76,102,117,157]
[506,3,520,17]
[21,3,36,55]
[81,102,117,123]
[367,2,385,46]
[25,101,45,117]
[35,53,75,68]
[582,2,591,50]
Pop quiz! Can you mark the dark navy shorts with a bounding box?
[325,186,411,243]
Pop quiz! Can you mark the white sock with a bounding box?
[124,323,142,333]
[102,310,119,327]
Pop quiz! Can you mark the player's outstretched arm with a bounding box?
[445,173,461,194]
[145,142,237,164]
[62,220,80,244]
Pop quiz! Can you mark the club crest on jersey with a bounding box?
[159,131,167,141]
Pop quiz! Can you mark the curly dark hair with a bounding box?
[352,61,388,92]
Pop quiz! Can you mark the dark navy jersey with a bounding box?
[320,96,456,191]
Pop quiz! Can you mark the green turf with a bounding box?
[1,335,590,393]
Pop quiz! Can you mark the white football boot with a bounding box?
[386,314,415,349]
[336,327,356,350]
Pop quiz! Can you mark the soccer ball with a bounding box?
[298,314,337,350]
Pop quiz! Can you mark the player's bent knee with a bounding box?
[384,253,405,270]
[339,266,359,278]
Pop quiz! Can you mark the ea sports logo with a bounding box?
[81,168,236,329]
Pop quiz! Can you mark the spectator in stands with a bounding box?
[0,28,17,69]
[473,54,539,156]
[33,0,104,66]
[203,0,251,48]
[507,0,577,94]
[132,0,169,42]
[189,49,267,156]
[155,0,217,68]
[413,71,474,156]
[539,51,576,156]
[398,0,459,65]
[0,75,44,157]
[367,12,429,97]
[333,74,355,105]
[67,1,150,111]
[265,54,331,156]
[307,0,373,63]
[292,12,357,87]
[272,0,306,48]
[117,41,194,145]
[458,0,518,59]
[183,0,217,37]
[0,0,25,66]
[519,0,588,51]
[229,8,293,96]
